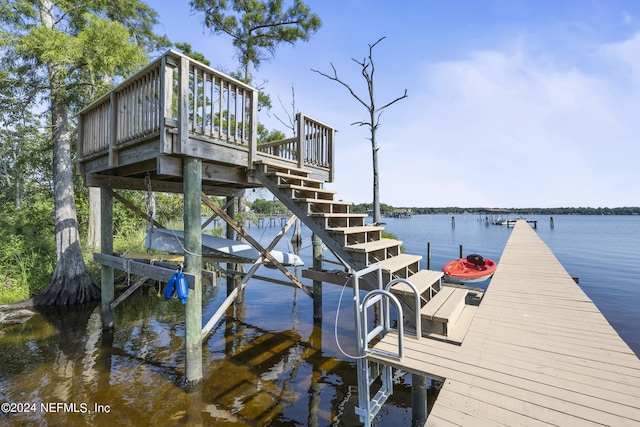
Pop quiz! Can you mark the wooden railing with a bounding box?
[257,113,334,181]
[77,50,333,180]
[78,58,164,160]
[78,50,258,163]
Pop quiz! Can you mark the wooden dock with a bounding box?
[368,220,640,426]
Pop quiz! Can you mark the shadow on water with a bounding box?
[0,278,417,426]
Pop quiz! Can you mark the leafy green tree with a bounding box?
[0,0,168,305]
[191,0,321,80]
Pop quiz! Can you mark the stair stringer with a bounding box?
[253,169,367,275]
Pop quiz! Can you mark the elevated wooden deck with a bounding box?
[77,49,334,194]
[369,220,640,425]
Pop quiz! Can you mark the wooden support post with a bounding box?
[427,242,431,270]
[184,157,203,388]
[312,233,323,322]
[225,196,236,296]
[412,374,428,427]
[100,188,114,330]
[296,113,305,170]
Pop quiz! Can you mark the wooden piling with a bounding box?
[412,374,428,427]
[226,196,236,296]
[312,233,323,322]
[184,157,203,388]
[100,188,115,330]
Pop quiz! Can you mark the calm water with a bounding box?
[0,215,637,426]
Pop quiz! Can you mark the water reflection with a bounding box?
[1,279,413,426]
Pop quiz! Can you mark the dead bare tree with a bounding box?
[312,36,407,225]
[274,84,298,136]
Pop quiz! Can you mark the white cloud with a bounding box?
[330,34,640,208]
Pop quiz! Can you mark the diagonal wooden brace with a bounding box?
[200,192,312,298]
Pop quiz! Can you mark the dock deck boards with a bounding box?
[369,220,640,426]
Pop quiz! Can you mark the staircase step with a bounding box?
[326,225,383,245]
[344,238,402,253]
[310,213,368,228]
[295,198,350,214]
[281,184,336,200]
[326,225,384,234]
[346,238,403,265]
[421,287,468,332]
[268,172,325,188]
[374,254,422,277]
[389,269,443,300]
[254,160,310,177]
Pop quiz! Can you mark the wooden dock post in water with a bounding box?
[184,157,203,388]
[312,233,323,322]
[226,196,236,296]
[412,374,428,427]
[100,188,114,330]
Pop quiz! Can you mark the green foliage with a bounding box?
[251,198,287,214]
[0,194,56,302]
[0,1,170,304]
[191,0,321,78]
[258,125,286,143]
[175,42,211,65]
[350,202,394,215]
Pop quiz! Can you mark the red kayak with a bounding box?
[443,254,497,284]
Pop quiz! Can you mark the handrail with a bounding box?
[257,113,334,180]
[386,278,422,340]
[350,264,404,361]
[360,289,404,361]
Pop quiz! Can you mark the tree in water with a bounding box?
[190,0,322,213]
[0,0,168,305]
[312,37,407,225]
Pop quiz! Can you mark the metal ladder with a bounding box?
[351,265,423,426]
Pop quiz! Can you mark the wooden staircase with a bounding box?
[253,161,420,281]
[252,161,472,339]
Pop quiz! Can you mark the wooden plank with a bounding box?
[344,239,402,253]
[254,159,310,176]
[301,269,350,286]
[389,269,443,300]
[326,225,383,234]
[374,337,640,425]
[421,287,455,319]
[431,288,467,325]
[94,253,196,290]
[375,254,422,273]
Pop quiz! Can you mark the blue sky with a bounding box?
[153,1,640,208]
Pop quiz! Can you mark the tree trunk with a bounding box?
[372,138,380,225]
[35,0,100,305]
[371,109,381,225]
